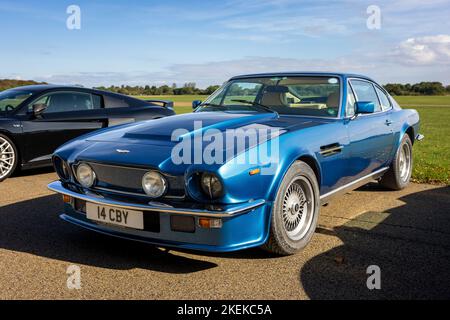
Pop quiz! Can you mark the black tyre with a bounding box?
[379,134,413,190]
[0,134,18,182]
[262,161,320,256]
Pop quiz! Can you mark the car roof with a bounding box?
[5,84,143,101]
[229,72,376,82]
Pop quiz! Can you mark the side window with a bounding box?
[103,95,130,108]
[92,94,103,109]
[29,92,99,113]
[375,86,391,111]
[350,80,381,112]
[346,83,356,117]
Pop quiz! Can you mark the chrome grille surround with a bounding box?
[72,162,185,199]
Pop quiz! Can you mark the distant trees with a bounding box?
[384,82,448,96]
[95,83,220,96]
[2,78,448,96]
[0,79,46,91]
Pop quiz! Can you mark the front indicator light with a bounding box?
[198,218,222,229]
[62,195,72,204]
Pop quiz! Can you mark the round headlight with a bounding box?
[142,171,167,198]
[76,163,96,188]
[200,173,223,199]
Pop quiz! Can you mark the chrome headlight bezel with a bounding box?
[142,171,167,198]
[76,163,96,188]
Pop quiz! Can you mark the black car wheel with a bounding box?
[379,134,413,190]
[0,134,18,182]
[262,161,320,255]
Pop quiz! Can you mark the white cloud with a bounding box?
[392,34,450,65]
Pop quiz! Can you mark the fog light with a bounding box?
[198,218,222,229]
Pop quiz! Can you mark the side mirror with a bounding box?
[356,101,376,114]
[192,100,202,109]
[32,103,47,117]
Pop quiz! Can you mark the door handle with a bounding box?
[385,119,394,126]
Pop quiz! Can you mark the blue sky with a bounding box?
[1,0,450,87]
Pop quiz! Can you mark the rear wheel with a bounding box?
[379,135,413,190]
[262,161,320,255]
[0,134,18,182]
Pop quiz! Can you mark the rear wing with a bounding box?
[144,99,174,110]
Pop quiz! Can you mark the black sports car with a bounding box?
[0,85,175,181]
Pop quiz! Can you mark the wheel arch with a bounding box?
[0,130,21,169]
[405,126,415,145]
[267,152,322,204]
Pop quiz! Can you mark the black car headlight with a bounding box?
[142,171,167,198]
[200,173,223,199]
[76,163,96,188]
[53,156,71,181]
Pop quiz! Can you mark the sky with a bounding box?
[0,0,449,88]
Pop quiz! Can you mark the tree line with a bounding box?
[0,79,47,91]
[1,79,449,96]
[384,82,450,96]
[94,83,221,96]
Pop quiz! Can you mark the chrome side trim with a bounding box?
[48,181,265,218]
[94,186,186,200]
[320,167,389,204]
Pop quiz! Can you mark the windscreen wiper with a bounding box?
[230,99,278,115]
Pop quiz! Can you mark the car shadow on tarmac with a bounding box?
[0,194,218,274]
[300,185,450,299]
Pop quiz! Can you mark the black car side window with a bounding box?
[28,92,101,114]
[103,95,130,108]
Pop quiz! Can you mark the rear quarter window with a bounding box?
[103,95,130,108]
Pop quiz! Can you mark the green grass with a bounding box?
[136,95,450,185]
[410,106,450,185]
[394,95,450,106]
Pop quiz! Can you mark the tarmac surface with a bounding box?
[0,168,449,299]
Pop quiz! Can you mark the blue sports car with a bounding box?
[48,72,423,255]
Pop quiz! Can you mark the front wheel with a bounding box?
[379,134,413,190]
[0,134,18,182]
[262,161,320,256]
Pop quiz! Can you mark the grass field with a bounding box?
[135,95,450,185]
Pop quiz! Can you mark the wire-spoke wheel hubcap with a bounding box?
[0,137,15,180]
[282,176,315,241]
[399,143,411,182]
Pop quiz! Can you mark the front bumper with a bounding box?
[48,181,270,252]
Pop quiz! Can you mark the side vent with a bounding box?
[319,143,343,157]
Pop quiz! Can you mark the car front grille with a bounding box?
[79,162,185,199]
